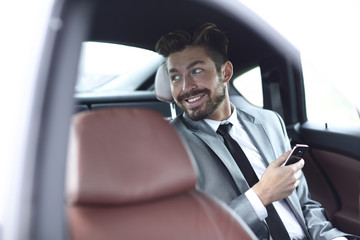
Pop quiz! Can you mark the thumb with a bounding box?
[272,150,291,167]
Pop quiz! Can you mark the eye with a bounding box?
[170,74,182,84]
[192,68,203,74]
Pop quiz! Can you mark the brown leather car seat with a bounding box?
[66,107,256,240]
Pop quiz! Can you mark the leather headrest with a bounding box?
[155,63,174,103]
[67,108,197,205]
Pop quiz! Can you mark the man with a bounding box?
[155,23,357,240]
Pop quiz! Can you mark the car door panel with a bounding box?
[299,123,360,235]
[302,151,339,220]
[310,149,360,235]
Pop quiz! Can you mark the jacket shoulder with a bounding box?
[170,114,184,128]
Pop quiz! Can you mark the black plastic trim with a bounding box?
[300,121,360,160]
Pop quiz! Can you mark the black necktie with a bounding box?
[217,123,291,240]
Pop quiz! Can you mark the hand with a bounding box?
[252,151,305,206]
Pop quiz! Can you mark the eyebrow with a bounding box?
[168,60,205,74]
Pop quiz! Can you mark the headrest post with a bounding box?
[170,103,177,119]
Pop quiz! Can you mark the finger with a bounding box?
[294,169,303,180]
[291,159,305,172]
[273,150,292,167]
[294,179,300,188]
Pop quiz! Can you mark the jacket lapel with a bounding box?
[236,110,276,166]
[181,114,250,193]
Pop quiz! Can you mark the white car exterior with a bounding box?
[0,1,56,239]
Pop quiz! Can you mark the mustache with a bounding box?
[177,89,210,102]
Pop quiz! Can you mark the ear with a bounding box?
[222,61,233,83]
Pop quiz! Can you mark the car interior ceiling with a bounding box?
[89,0,286,69]
[76,0,302,119]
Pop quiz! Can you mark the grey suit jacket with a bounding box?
[171,107,352,240]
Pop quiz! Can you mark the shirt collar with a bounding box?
[204,104,238,132]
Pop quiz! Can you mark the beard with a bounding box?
[176,82,226,121]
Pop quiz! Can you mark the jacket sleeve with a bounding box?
[229,193,269,239]
[296,174,358,240]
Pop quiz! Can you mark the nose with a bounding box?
[182,74,196,91]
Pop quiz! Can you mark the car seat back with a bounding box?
[66,107,256,240]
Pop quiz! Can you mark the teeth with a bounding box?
[188,96,200,103]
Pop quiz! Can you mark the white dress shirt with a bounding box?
[204,105,306,239]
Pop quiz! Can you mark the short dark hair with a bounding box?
[155,23,229,72]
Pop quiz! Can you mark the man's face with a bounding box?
[166,46,228,121]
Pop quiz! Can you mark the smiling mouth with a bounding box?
[177,89,210,107]
[186,96,201,103]
[183,93,207,108]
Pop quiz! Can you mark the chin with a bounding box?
[186,109,210,121]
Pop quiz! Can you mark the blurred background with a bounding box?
[239,0,360,124]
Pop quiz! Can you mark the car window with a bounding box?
[302,61,360,125]
[76,42,164,95]
[234,64,360,125]
[233,66,263,108]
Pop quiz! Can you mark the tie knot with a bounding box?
[217,123,232,137]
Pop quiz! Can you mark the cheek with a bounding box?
[170,85,180,98]
[198,72,219,86]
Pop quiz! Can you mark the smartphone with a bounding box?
[282,144,309,166]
